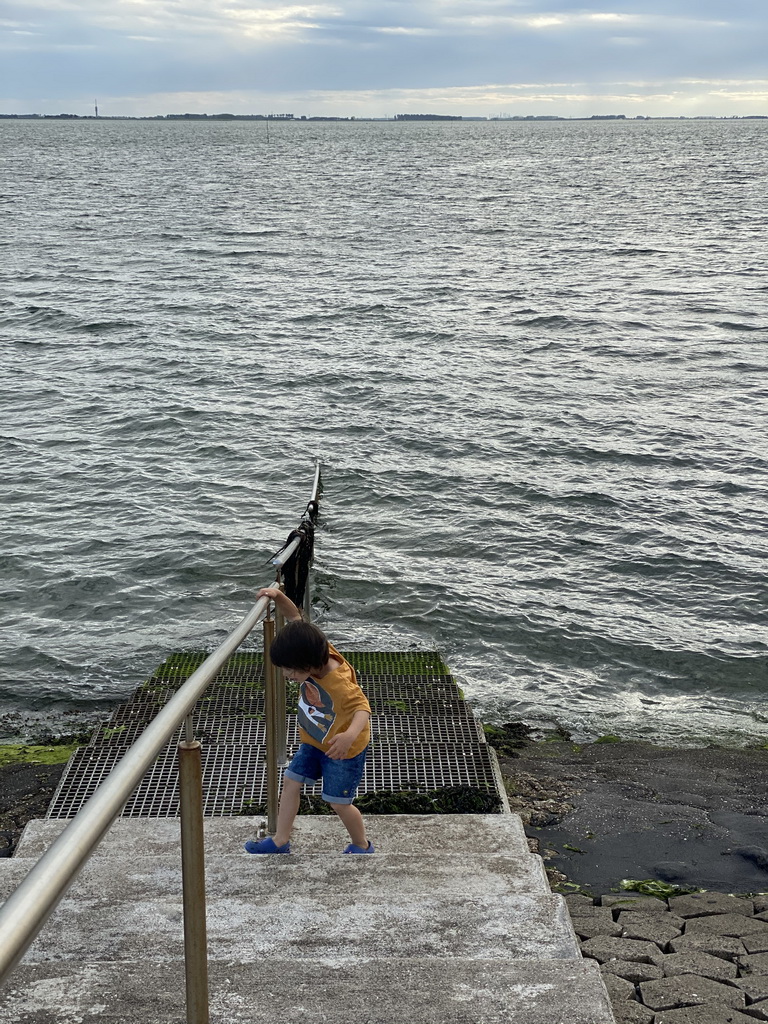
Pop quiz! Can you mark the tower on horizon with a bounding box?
[94,99,98,117]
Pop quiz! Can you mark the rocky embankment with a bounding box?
[492,731,768,1023]
[566,890,768,1024]
[0,763,66,857]
[494,734,768,894]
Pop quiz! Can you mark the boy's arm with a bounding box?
[256,587,302,622]
[325,710,371,760]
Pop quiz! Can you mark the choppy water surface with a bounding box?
[1,118,766,745]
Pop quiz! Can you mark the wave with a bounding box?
[2,118,767,745]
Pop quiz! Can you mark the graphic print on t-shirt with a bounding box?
[297,678,336,743]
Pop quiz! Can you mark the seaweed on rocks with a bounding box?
[483,722,534,756]
[238,785,502,817]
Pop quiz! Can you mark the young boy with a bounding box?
[244,587,374,854]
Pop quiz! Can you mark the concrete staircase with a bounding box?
[0,814,615,1023]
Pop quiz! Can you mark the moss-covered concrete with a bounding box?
[0,743,81,767]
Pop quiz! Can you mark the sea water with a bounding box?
[1,118,766,745]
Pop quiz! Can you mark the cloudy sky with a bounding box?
[1,1,766,117]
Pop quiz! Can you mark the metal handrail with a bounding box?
[0,461,322,990]
[0,595,270,985]
[269,459,322,570]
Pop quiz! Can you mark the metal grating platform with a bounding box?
[343,651,451,675]
[146,650,452,675]
[47,649,503,819]
[89,712,484,750]
[352,676,463,697]
[145,669,265,686]
[105,695,473,730]
[107,691,266,726]
[372,714,484,744]
[139,650,450,689]
[48,742,500,818]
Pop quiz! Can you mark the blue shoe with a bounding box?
[244,837,290,854]
[343,841,374,854]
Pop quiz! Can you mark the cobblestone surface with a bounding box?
[567,891,768,1023]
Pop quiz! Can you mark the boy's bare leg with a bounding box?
[331,802,368,848]
[273,777,302,846]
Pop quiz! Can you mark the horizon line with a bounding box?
[2,112,767,122]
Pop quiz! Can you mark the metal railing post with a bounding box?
[263,616,279,834]
[273,589,287,767]
[302,461,320,622]
[178,719,209,1024]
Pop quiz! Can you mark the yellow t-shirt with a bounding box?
[296,644,371,758]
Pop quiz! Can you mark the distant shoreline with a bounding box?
[2,113,766,123]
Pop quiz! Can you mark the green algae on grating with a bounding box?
[341,651,451,675]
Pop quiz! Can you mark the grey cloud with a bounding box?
[0,1,765,113]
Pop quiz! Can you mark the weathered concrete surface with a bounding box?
[747,999,768,1022]
[601,961,664,984]
[8,891,580,964]
[617,911,684,945]
[570,889,768,1023]
[601,972,636,1002]
[734,974,768,1002]
[0,814,616,1022]
[612,1001,654,1024]
[660,951,739,983]
[0,851,548,900]
[13,813,531,859]
[571,915,623,940]
[669,933,747,959]
[669,892,756,918]
[0,814,617,1024]
[744,931,768,953]
[1,958,615,1024]
[653,1006,757,1024]
[684,913,768,939]
[741,952,768,974]
[581,935,666,965]
[639,974,746,1012]
[601,895,671,913]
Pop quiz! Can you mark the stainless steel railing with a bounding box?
[0,460,322,1022]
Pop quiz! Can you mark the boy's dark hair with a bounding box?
[270,620,329,672]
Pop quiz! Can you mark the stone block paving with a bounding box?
[567,890,768,1024]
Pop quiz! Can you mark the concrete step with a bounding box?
[0,851,550,900]
[14,814,532,860]
[1,957,615,1023]
[10,889,578,964]
[1,816,609,1019]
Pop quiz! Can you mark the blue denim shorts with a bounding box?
[284,743,367,805]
